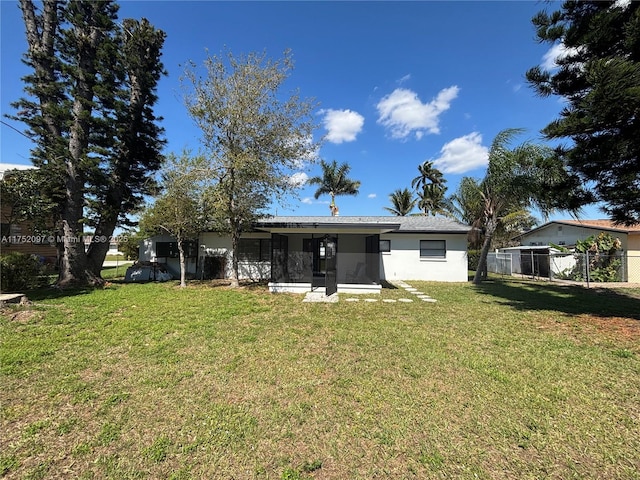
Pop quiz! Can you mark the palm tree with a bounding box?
[411,160,445,191]
[307,159,361,216]
[445,176,486,249]
[471,128,584,284]
[417,183,449,216]
[384,188,417,216]
[411,161,448,215]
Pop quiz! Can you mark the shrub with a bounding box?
[0,252,43,292]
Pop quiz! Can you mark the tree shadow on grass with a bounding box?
[24,285,101,302]
[474,279,640,321]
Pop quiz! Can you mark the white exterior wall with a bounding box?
[141,230,470,284]
[199,232,270,280]
[522,224,629,250]
[138,234,197,278]
[380,233,468,282]
[628,234,640,283]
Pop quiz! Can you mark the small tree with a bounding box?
[575,232,623,282]
[0,168,56,236]
[182,48,320,287]
[307,159,361,215]
[140,153,209,288]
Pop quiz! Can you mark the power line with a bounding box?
[0,120,33,140]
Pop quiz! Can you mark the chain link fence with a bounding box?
[487,251,640,284]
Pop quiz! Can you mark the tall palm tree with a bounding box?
[307,159,361,216]
[411,160,445,191]
[411,161,448,215]
[384,188,417,216]
[417,183,449,216]
[471,128,584,284]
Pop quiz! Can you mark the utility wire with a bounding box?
[1,120,33,140]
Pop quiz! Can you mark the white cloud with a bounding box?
[301,197,329,205]
[613,0,631,9]
[367,193,376,199]
[376,86,459,140]
[397,74,411,85]
[431,132,489,174]
[320,109,365,144]
[288,171,308,187]
[541,42,580,70]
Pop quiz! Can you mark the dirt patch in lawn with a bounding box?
[536,313,640,352]
[0,307,40,323]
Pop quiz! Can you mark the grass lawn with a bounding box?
[1,279,639,479]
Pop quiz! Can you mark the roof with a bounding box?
[519,219,640,238]
[558,219,640,233]
[255,215,471,233]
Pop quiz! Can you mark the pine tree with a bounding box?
[526,0,640,225]
[12,0,166,287]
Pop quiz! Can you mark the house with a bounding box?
[1,203,58,265]
[139,216,471,293]
[0,163,58,264]
[510,219,640,282]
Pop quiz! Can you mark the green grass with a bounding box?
[100,263,133,280]
[1,279,639,479]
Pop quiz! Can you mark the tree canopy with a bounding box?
[470,129,585,284]
[11,0,166,287]
[411,161,448,216]
[140,152,210,287]
[526,0,640,225]
[384,188,417,216]
[182,48,320,286]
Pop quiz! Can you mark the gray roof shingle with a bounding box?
[255,215,470,233]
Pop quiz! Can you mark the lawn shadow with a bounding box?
[23,285,99,302]
[474,279,640,321]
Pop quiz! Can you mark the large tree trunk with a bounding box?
[473,217,497,285]
[86,176,125,276]
[57,4,105,287]
[20,0,103,288]
[86,212,118,278]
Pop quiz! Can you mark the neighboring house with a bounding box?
[509,219,640,282]
[82,235,123,256]
[1,204,58,264]
[139,216,471,294]
[0,163,58,263]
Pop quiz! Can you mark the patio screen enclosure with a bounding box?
[270,232,381,289]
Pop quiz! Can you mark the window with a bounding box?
[156,241,197,258]
[420,240,446,258]
[1,223,10,240]
[238,238,271,262]
[379,239,391,253]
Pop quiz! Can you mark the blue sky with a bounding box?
[0,0,604,221]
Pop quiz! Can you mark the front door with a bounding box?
[325,236,337,296]
[365,234,380,283]
[271,233,289,282]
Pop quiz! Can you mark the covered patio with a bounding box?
[255,217,402,295]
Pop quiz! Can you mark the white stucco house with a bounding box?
[139,216,471,294]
